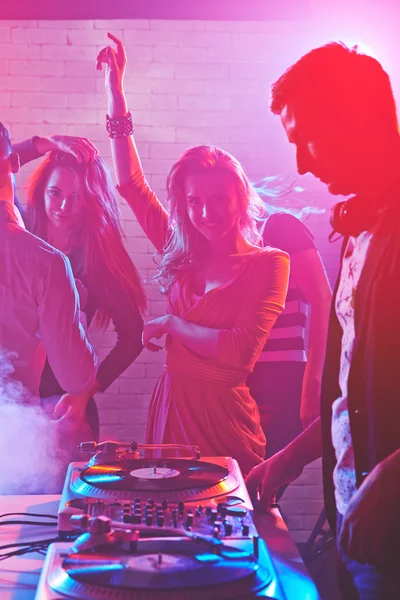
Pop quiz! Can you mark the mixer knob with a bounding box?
[196,505,203,515]
[210,509,218,522]
[162,499,168,510]
[205,507,212,516]
[219,505,228,517]
[171,509,177,528]
[90,516,111,534]
[156,514,165,527]
[224,520,233,536]
[145,514,153,526]
[214,521,222,532]
[148,498,155,507]
[132,514,142,524]
[213,527,219,538]
[178,501,185,513]
[242,523,250,536]
[185,512,194,527]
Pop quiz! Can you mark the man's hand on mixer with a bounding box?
[245,451,303,511]
[246,419,322,510]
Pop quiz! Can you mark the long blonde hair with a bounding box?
[26,151,147,328]
[157,145,266,292]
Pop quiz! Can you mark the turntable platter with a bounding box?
[80,459,229,493]
[63,549,258,589]
[49,537,272,599]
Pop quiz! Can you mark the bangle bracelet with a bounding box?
[106,112,134,139]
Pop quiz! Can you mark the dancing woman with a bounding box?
[97,34,290,474]
[26,149,146,442]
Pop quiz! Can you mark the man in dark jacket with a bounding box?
[246,43,400,599]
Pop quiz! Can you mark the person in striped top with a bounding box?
[247,211,332,460]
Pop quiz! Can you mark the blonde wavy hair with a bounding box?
[156,145,266,292]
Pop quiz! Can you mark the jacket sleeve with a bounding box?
[12,137,42,167]
[218,250,290,369]
[37,251,98,395]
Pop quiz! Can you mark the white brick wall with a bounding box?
[2,11,396,542]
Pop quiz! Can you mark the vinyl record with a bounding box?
[80,459,229,492]
[62,550,259,590]
[59,536,272,598]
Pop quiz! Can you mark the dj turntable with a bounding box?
[35,514,284,599]
[58,441,255,537]
[34,441,286,599]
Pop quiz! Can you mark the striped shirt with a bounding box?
[257,213,315,363]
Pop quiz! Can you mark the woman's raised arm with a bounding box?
[96,33,169,251]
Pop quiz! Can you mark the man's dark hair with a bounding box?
[270,42,398,136]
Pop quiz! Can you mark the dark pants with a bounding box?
[247,361,305,458]
[336,511,400,600]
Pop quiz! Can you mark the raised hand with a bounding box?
[37,134,98,163]
[96,32,127,96]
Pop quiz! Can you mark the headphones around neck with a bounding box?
[329,195,388,239]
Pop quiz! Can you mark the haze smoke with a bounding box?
[0,347,70,494]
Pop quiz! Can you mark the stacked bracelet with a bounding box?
[106,112,134,139]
